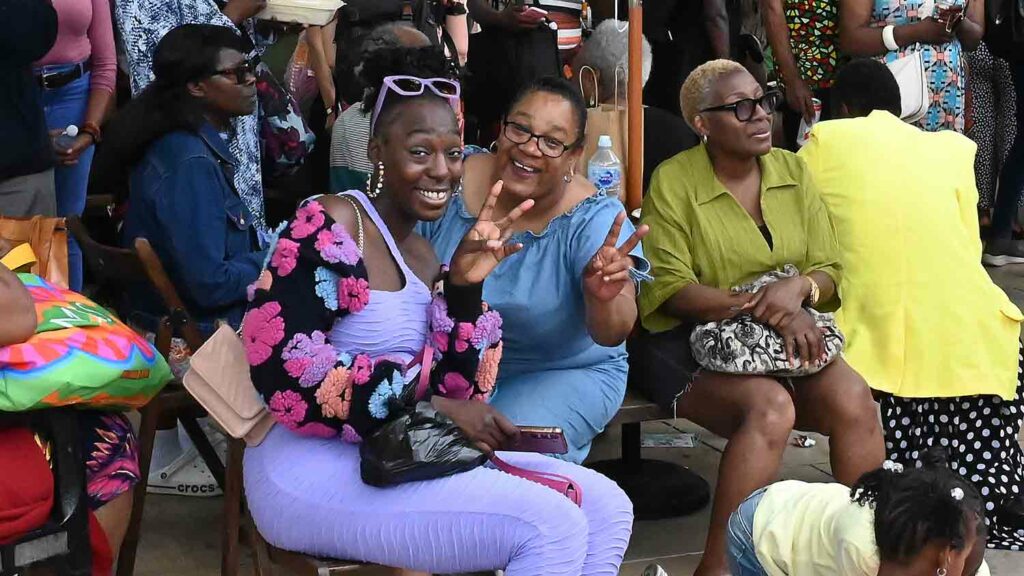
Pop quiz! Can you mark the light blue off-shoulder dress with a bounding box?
[419,189,650,463]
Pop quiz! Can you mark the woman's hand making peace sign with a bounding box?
[448,180,535,286]
[582,212,650,302]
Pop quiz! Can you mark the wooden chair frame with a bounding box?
[67,218,227,576]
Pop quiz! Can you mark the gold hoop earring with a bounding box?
[564,173,573,183]
[368,163,384,198]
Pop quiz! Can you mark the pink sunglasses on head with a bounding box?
[369,75,461,135]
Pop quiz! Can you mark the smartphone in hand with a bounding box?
[504,426,568,454]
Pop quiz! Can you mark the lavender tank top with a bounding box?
[327,191,431,366]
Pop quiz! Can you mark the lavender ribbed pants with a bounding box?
[244,426,633,575]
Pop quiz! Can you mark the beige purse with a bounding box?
[183,194,368,446]
[183,324,275,447]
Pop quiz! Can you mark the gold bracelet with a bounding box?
[804,275,821,307]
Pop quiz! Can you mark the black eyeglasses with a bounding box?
[211,59,257,85]
[502,121,579,158]
[700,91,782,122]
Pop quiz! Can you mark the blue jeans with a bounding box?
[727,488,769,576]
[37,63,94,292]
[992,61,1024,239]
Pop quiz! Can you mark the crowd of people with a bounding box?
[1,0,1024,575]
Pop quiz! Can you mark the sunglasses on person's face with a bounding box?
[370,75,461,135]
[211,58,258,85]
[700,91,782,122]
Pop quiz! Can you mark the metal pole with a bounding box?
[626,0,644,211]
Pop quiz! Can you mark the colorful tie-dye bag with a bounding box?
[0,274,172,411]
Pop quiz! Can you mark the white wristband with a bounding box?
[882,25,900,51]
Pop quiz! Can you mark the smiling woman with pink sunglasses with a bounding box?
[242,46,635,576]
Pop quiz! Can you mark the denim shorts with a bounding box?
[727,487,769,576]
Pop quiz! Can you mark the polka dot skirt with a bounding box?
[881,346,1024,550]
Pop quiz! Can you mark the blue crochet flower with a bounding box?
[387,370,405,396]
[314,266,340,310]
[368,371,407,420]
[260,221,289,270]
[336,351,353,366]
[369,382,393,420]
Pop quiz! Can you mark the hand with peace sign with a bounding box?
[582,212,650,302]
[448,180,535,286]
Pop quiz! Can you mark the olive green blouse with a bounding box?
[638,145,842,334]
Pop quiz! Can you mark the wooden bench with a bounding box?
[587,390,711,520]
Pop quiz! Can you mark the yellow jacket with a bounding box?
[799,111,1021,400]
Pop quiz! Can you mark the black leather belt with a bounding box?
[35,61,90,90]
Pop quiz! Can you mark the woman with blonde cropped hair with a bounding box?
[636,59,885,576]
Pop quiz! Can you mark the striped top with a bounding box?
[329,103,373,174]
[534,0,583,51]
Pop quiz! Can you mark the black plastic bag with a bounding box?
[360,399,488,487]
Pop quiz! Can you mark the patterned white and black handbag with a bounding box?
[689,265,844,377]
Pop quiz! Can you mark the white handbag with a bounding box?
[886,48,930,123]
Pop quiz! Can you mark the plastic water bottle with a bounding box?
[54,125,78,152]
[587,135,622,201]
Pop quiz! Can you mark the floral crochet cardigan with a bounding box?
[241,201,502,440]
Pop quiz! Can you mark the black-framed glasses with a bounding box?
[211,58,258,85]
[700,91,782,122]
[502,121,579,158]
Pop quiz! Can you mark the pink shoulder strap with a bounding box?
[489,454,583,507]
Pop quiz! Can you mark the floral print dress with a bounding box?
[243,194,502,440]
[873,0,966,132]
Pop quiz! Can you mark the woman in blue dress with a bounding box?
[419,77,650,463]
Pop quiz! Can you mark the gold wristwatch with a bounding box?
[804,275,821,307]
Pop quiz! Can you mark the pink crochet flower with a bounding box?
[440,372,474,400]
[455,322,474,353]
[475,341,502,394]
[269,390,307,429]
[431,330,449,353]
[338,276,370,313]
[351,354,373,385]
[294,422,337,438]
[270,237,300,277]
[427,296,454,334]
[315,367,353,420]
[315,223,361,265]
[290,202,326,239]
[281,331,336,387]
[246,270,274,302]
[472,311,503,349]
[341,424,362,444]
[242,301,285,366]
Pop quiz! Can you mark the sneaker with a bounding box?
[642,564,669,576]
[147,446,222,497]
[983,239,1024,266]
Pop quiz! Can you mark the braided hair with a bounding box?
[360,45,457,138]
[851,448,985,563]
